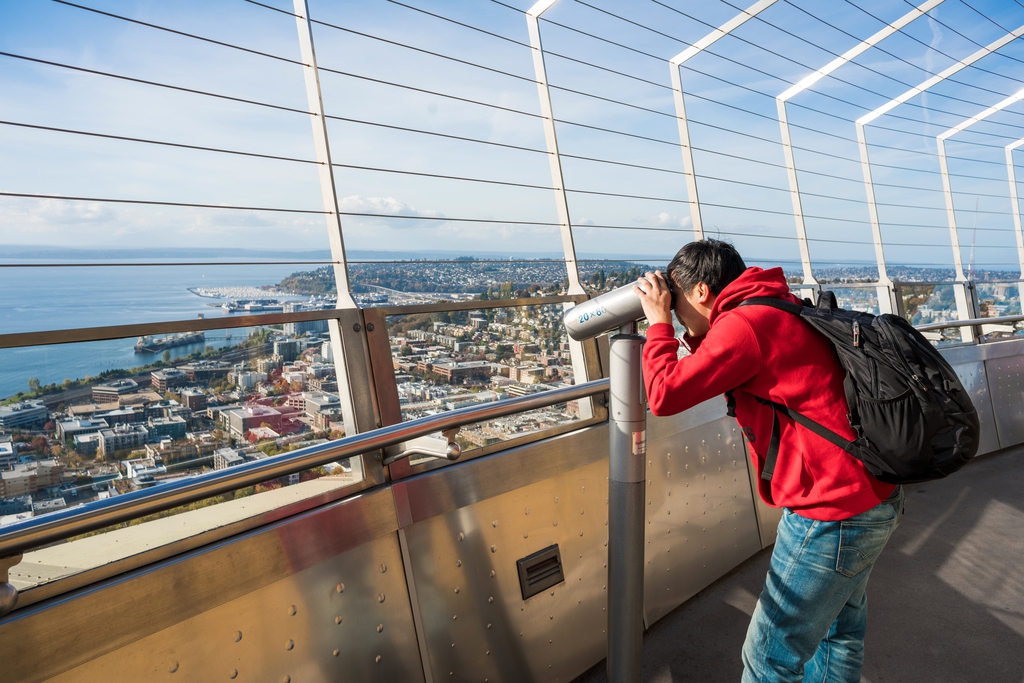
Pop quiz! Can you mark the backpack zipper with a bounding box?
[852,320,860,347]
[879,320,927,391]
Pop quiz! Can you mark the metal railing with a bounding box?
[0,378,608,559]
[916,313,1024,332]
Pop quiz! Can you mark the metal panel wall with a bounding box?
[401,454,610,683]
[950,362,1000,455]
[0,490,423,683]
[41,532,423,683]
[644,407,763,624]
[983,354,1024,449]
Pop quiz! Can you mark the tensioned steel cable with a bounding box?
[52,0,307,66]
[337,4,1023,172]
[0,192,326,214]
[14,3,1007,228]
[487,0,1024,139]
[0,52,312,116]
[708,0,1024,113]
[224,0,1024,179]
[0,120,321,166]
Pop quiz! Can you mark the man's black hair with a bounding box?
[667,239,747,296]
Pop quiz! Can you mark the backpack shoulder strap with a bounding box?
[753,396,861,481]
[735,297,806,315]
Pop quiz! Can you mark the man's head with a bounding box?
[665,239,747,337]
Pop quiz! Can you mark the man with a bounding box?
[633,239,903,683]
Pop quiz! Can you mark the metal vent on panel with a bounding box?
[516,544,564,600]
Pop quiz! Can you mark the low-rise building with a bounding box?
[31,498,67,514]
[99,424,149,457]
[180,389,207,411]
[122,456,166,480]
[151,368,188,392]
[303,392,341,418]
[224,406,284,438]
[0,441,16,471]
[0,400,49,431]
[91,378,139,403]
[273,339,300,362]
[0,496,33,516]
[56,418,110,443]
[74,433,102,457]
[0,460,62,498]
[213,447,255,470]
[147,416,187,441]
[179,361,231,382]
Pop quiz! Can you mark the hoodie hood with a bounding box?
[709,267,799,326]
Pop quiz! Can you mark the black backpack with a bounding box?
[729,292,980,485]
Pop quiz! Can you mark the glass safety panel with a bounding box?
[900,284,962,345]
[0,322,365,596]
[385,302,589,464]
[975,282,1024,341]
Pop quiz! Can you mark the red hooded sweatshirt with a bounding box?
[643,267,896,520]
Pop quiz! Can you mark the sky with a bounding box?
[4,0,1024,278]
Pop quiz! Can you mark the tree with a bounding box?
[28,377,40,393]
[162,350,171,364]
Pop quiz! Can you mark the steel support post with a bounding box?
[856,23,1024,315]
[294,0,382,439]
[776,0,941,300]
[607,328,647,683]
[668,0,779,242]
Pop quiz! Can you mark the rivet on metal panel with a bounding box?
[169,662,179,674]
[455,587,460,594]
[580,531,584,536]
[456,559,462,567]
[702,439,706,446]
[582,486,586,492]
[234,631,243,642]
[487,623,492,629]
[581,508,585,514]
[377,623,384,633]
[380,564,387,573]
[336,583,345,593]
[333,650,340,657]
[453,615,458,620]
[667,471,671,478]
[335,616,342,625]
[229,669,238,680]
[375,655,382,664]
[490,545,497,553]
[378,593,386,603]
[353,323,361,332]
[524,532,529,538]
[283,676,291,683]
[685,446,689,452]
[286,640,294,651]
[490,570,496,578]
[288,605,297,616]
[492,520,498,527]
[488,596,494,603]
[525,507,530,515]
[555,496,559,503]
[458,532,465,541]
[553,519,558,526]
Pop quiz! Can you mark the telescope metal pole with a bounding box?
[607,324,647,682]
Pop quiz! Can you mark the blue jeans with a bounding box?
[741,487,904,683]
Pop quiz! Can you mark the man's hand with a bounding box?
[634,271,673,326]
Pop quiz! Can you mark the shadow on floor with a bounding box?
[572,447,1024,683]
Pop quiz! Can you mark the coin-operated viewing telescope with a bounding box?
[562,278,668,681]
[562,278,674,341]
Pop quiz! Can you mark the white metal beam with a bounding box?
[527,0,585,297]
[855,23,1024,313]
[1005,138,1024,278]
[937,86,1024,282]
[777,0,943,290]
[669,0,779,240]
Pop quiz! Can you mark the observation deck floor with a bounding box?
[574,445,1024,683]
